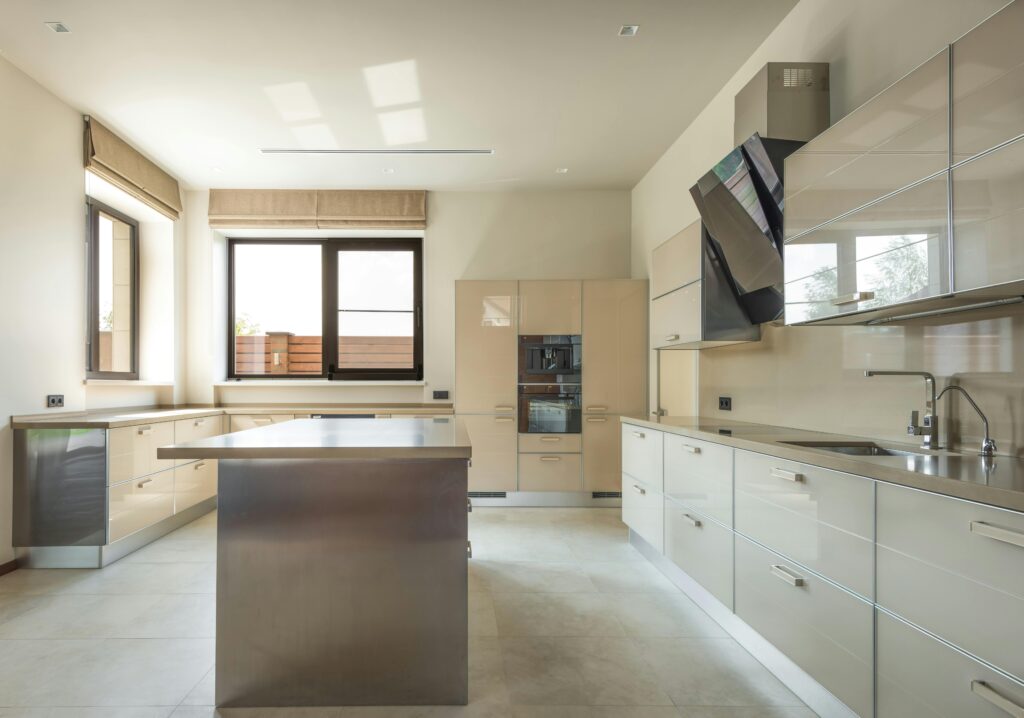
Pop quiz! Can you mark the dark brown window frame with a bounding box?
[227,237,424,381]
[86,197,140,380]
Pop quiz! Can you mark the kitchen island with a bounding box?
[158,417,472,709]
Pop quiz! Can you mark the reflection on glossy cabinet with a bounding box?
[582,415,620,493]
[582,279,647,416]
[108,470,175,543]
[953,0,1024,163]
[461,414,518,492]
[784,48,949,240]
[175,460,218,513]
[651,222,701,298]
[651,283,701,348]
[454,280,518,414]
[108,421,176,484]
[229,414,294,432]
[518,280,582,335]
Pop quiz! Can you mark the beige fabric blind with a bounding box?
[315,190,426,229]
[206,189,426,229]
[208,190,318,229]
[84,117,183,220]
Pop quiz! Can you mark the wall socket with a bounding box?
[433,390,449,400]
[46,394,64,408]
[718,396,732,411]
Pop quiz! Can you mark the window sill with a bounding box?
[214,380,426,387]
[84,379,175,387]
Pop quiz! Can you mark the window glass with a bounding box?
[336,249,415,371]
[88,200,138,378]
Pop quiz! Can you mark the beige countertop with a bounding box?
[621,415,1024,513]
[11,403,453,429]
[157,417,471,461]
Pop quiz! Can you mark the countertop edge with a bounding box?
[620,416,1024,514]
[157,446,472,461]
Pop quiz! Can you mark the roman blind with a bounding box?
[83,117,183,220]
[207,189,427,229]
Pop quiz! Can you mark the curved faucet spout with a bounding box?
[937,385,996,457]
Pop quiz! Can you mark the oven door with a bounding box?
[518,385,581,434]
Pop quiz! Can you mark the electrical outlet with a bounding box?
[433,390,449,400]
[46,394,64,408]
[718,396,732,411]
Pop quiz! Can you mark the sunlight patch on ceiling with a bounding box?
[378,107,428,145]
[362,60,421,108]
[264,81,322,123]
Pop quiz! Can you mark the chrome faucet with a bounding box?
[864,370,939,450]
[936,385,997,457]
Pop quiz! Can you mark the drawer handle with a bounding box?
[770,564,805,587]
[194,418,206,426]
[770,468,804,483]
[467,498,473,513]
[137,426,153,436]
[632,484,646,496]
[540,436,562,442]
[253,418,273,424]
[970,521,1024,549]
[137,478,153,488]
[682,444,701,455]
[540,456,562,462]
[194,462,206,471]
[586,417,608,423]
[971,680,1024,717]
[682,513,702,528]
[494,417,515,423]
[586,406,608,413]
[632,431,645,439]
[665,334,680,342]
[831,291,875,306]
[494,405,515,413]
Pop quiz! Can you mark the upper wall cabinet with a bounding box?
[784,48,949,241]
[518,280,582,335]
[454,280,518,414]
[952,0,1024,163]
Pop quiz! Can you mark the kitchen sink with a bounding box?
[780,440,930,458]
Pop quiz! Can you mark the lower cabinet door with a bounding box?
[734,535,874,718]
[108,470,175,543]
[229,414,293,432]
[877,609,1024,718]
[518,453,582,491]
[175,460,218,513]
[461,415,518,492]
[582,415,620,492]
[622,475,664,552]
[664,499,733,608]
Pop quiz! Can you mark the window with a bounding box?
[87,198,139,379]
[229,238,423,380]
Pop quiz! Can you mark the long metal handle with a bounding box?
[832,291,875,306]
[972,680,1024,717]
[253,417,272,424]
[540,436,561,443]
[632,484,646,496]
[632,431,646,439]
[971,521,1024,549]
[682,513,702,528]
[540,456,562,462]
[137,426,153,436]
[665,334,680,342]
[770,564,805,587]
[771,467,804,483]
[494,405,514,413]
[495,416,515,423]
[586,417,608,423]
[194,418,206,426]
[681,444,702,455]
[194,462,206,471]
[586,406,608,412]
[137,478,153,488]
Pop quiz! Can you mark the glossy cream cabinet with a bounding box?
[518,280,582,335]
[454,281,518,416]
[620,420,1024,717]
[229,413,295,432]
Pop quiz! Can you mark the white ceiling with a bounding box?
[0,0,798,191]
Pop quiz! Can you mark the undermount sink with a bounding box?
[781,440,931,458]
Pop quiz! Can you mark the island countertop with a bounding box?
[157,417,471,461]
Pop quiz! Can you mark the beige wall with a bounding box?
[631,0,1017,452]
[190,189,632,406]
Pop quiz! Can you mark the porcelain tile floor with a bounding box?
[0,508,816,718]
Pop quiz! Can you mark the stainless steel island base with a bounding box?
[215,457,469,708]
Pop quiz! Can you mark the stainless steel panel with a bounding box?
[13,428,107,547]
[216,458,468,708]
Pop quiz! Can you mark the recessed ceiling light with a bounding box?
[209,166,223,173]
[259,148,495,155]
[618,25,639,37]
[555,167,569,174]
[382,168,395,175]
[45,21,71,33]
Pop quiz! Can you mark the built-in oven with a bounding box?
[518,335,582,384]
[518,384,581,434]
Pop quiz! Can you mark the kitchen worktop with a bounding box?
[158,417,472,461]
[622,415,1024,513]
[11,403,453,429]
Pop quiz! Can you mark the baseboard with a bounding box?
[0,559,17,578]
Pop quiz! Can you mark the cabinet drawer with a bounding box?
[461,415,518,493]
[735,535,874,718]
[621,424,663,490]
[664,434,733,527]
[734,450,874,598]
[877,483,1024,681]
[108,470,175,543]
[108,421,175,485]
[173,415,224,465]
[229,414,293,432]
[877,608,1024,718]
[622,475,663,552]
[518,453,581,492]
[518,434,581,453]
[174,460,218,513]
[651,283,701,349]
[582,416,620,493]
[664,498,733,608]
